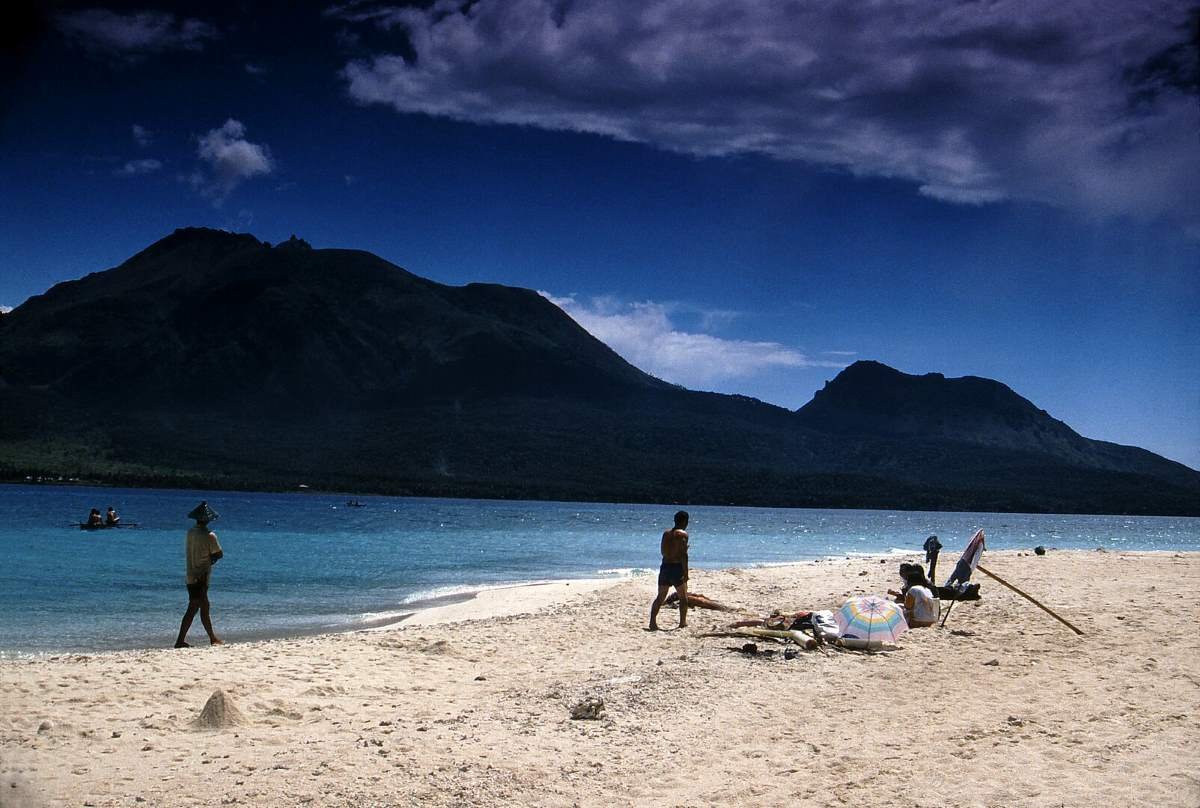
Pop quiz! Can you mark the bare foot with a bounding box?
[174,641,191,648]
[647,624,660,632]
[209,638,225,646]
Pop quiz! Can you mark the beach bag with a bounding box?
[811,610,839,642]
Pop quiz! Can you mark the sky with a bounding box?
[2,0,1198,469]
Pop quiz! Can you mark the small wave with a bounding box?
[353,609,415,625]
[839,548,911,559]
[596,567,651,577]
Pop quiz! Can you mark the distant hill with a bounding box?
[1,228,1197,515]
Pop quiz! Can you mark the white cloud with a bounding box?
[245,63,267,76]
[0,305,12,314]
[57,9,217,56]
[192,119,274,205]
[113,158,162,176]
[131,124,152,147]
[542,292,846,388]
[335,0,1199,228]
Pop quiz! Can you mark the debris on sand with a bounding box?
[192,689,248,730]
[570,697,605,720]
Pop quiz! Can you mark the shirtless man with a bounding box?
[648,510,689,631]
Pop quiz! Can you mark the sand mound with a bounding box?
[420,640,459,656]
[191,689,247,730]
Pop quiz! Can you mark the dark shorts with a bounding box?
[658,562,687,587]
[186,576,209,600]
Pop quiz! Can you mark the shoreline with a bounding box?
[3,549,1198,659]
[4,549,1199,807]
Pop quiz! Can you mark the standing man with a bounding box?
[649,510,689,631]
[175,501,224,648]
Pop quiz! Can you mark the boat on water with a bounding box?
[76,522,137,531]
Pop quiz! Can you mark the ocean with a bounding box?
[2,483,1197,655]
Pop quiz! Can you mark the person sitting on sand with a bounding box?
[888,561,934,602]
[175,501,225,648]
[901,564,939,628]
[105,506,120,526]
[87,508,103,527]
[649,510,689,631]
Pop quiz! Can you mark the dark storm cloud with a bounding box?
[333,0,1200,225]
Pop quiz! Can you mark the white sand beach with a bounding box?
[3,550,1198,807]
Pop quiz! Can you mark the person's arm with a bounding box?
[208,532,224,564]
[660,531,669,559]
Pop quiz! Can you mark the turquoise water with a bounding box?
[2,484,1197,654]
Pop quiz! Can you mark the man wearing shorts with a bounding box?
[174,501,224,648]
[648,510,689,631]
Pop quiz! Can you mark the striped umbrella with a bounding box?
[834,594,909,646]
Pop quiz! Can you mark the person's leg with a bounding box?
[676,580,688,628]
[199,595,222,645]
[648,584,670,630]
[176,599,200,647]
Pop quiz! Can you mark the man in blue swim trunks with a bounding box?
[648,510,689,631]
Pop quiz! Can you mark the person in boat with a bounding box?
[175,501,224,648]
[86,508,103,528]
[105,506,120,526]
[649,510,689,631]
[901,564,940,628]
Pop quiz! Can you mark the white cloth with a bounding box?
[906,585,939,624]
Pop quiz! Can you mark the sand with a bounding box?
[2,550,1198,807]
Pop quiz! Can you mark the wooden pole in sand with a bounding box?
[976,564,1084,636]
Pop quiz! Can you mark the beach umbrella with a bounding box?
[945,529,985,587]
[834,594,909,646]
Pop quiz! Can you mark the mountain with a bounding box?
[0,228,664,409]
[796,361,1199,488]
[1,228,1197,515]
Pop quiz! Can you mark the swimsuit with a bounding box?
[658,562,686,587]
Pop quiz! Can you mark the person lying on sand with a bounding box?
[664,592,738,612]
[649,510,689,631]
[726,611,811,630]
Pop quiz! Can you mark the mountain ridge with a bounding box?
[1,228,1196,515]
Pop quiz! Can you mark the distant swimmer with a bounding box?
[105,506,120,526]
[175,501,225,648]
[649,510,689,631]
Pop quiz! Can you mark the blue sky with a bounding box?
[2,0,1198,469]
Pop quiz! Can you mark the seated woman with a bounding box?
[901,564,940,627]
[888,564,931,602]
